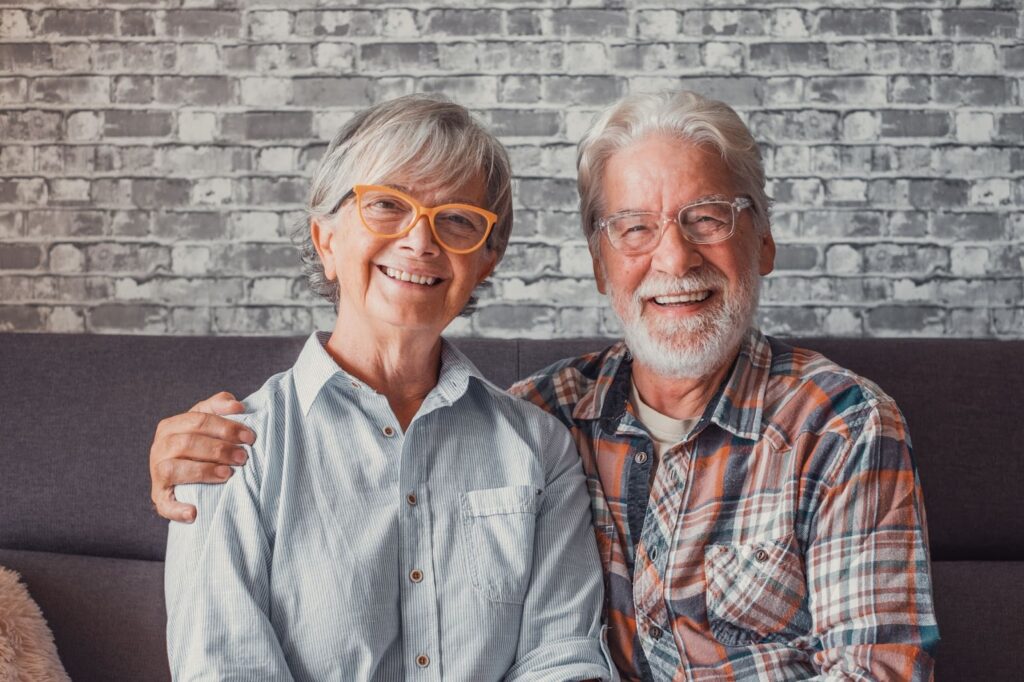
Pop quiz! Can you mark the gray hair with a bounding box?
[577,90,772,247]
[293,94,514,311]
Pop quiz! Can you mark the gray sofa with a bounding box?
[1,333,1021,681]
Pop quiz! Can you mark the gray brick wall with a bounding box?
[0,1,1021,338]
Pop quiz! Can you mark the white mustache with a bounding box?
[631,269,726,302]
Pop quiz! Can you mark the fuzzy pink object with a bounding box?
[0,566,69,682]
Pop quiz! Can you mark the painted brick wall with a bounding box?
[0,1,1021,338]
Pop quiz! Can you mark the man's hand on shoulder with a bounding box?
[149,391,256,523]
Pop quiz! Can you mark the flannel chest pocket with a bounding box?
[703,534,812,646]
[461,485,541,604]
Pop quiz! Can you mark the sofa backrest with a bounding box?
[1,333,1022,681]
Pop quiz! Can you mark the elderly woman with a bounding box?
[163,95,612,681]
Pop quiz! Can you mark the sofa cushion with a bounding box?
[0,549,168,682]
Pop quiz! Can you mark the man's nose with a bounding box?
[651,218,703,274]
[398,215,441,256]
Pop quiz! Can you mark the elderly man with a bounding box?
[151,90,938,680]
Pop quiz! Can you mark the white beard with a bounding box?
[606,264,761,379]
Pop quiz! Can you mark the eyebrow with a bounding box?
[610,193,730,215]
[385,183,481,207]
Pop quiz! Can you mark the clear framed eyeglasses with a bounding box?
[595,196,753,255]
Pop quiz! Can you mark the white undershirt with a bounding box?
[629,379,698,460]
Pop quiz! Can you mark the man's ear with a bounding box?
[590,241,608,295]
[758,229,776,277]
[310,218,337,281]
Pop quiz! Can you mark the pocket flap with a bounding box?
[463,485,541,517]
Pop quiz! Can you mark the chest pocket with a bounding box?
[703,533,812,646]
[461,485,541,605]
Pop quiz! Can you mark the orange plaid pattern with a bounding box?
[510,330,939,680]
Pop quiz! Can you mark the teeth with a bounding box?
[653,291,711,305]
[384,267,437,286]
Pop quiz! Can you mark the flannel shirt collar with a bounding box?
[573,328,772,442]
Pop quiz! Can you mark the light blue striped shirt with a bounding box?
[165,332,613,681]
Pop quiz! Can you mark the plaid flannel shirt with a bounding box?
[509,329,939,680]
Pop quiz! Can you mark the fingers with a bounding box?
[190,391,244,417]
[156,412,255,448]
[151,459,237,523]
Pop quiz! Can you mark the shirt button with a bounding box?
[406,492,417,506]
[416,653,430,668]
[634,451,648,464]
[382,425,396,437]
[649,625,663,640]
[649,546,658,561]
[755,549,769,563]
[409,569,423,583]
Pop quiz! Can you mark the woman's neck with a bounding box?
[325,312,443,431]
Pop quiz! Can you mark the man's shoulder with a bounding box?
[763,336,904,437]
[508,341,625,413]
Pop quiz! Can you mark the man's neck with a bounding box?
[630,350,737,421]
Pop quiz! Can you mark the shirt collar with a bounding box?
[576,329,772,442]
[293,331,485,416]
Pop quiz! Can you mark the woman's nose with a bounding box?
[398,215,441,256]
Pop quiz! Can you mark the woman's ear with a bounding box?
[310,218,337,281]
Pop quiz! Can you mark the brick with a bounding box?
[226,44,312,73]
[360,43,438,72]
[94,42,176,72]
[896,10,933,36]
[636,10,680,40]
[993,309,1024,335]
[1003,45,1024,71]
[475,304,555,337]
[909,180,969,208]
[933,212,1002,240]
[0,211,22,239]
[517,179,576,212]
[37,10,116,37]
[970,179,1012,206]
[552,9,628,38]
[176,43,222,74]
[103,110,173,138]
[237,178,306,206]
[815,9,892,36]
[760,307,823,336]
[248,11,291,40]
[0,306,45,332]
[113,76,154,104]
[419,76,498,107]
[681,10,767,37]
[880,110,951,138]
[862,244,949,275]
[750,110,839,142]
[221,112,312,140]
[26,210,106,237]
[29,76,109,104]
[88,304,167,333]
[293,10,377,38]
[940,10,1018,38]
[291,77,371,106]
[0,146,31,176]
[486,109,560,137]
[769,8,809,37]
[498,75,541,104]
[164,10,242,39]
[866,305,944,336]
[155,76,235,106]
[0,10,31,38]
[806,76,886,105]
[85,243,170,273]
[890,75,931,104]
[213,306,311,335]
[749,43,827,71]
[827,42,869,71]
[774,244,819,270]
[48,179,91,204]
[0,244,43,270]
[540,76,623,106]
[240,77,292,106]
[954,43,999,73]
[423,9,501,35]
[0,44,52,70]
[313,43,355,71]
[120,10,156,37]
[897,43,953,72]
[702,42,744,71]
[132,179,192,208]
[935,76,1014,106]
[0,178,47,205]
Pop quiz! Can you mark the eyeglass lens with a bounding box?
[606,201,735,252]
[358,189,489,250]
